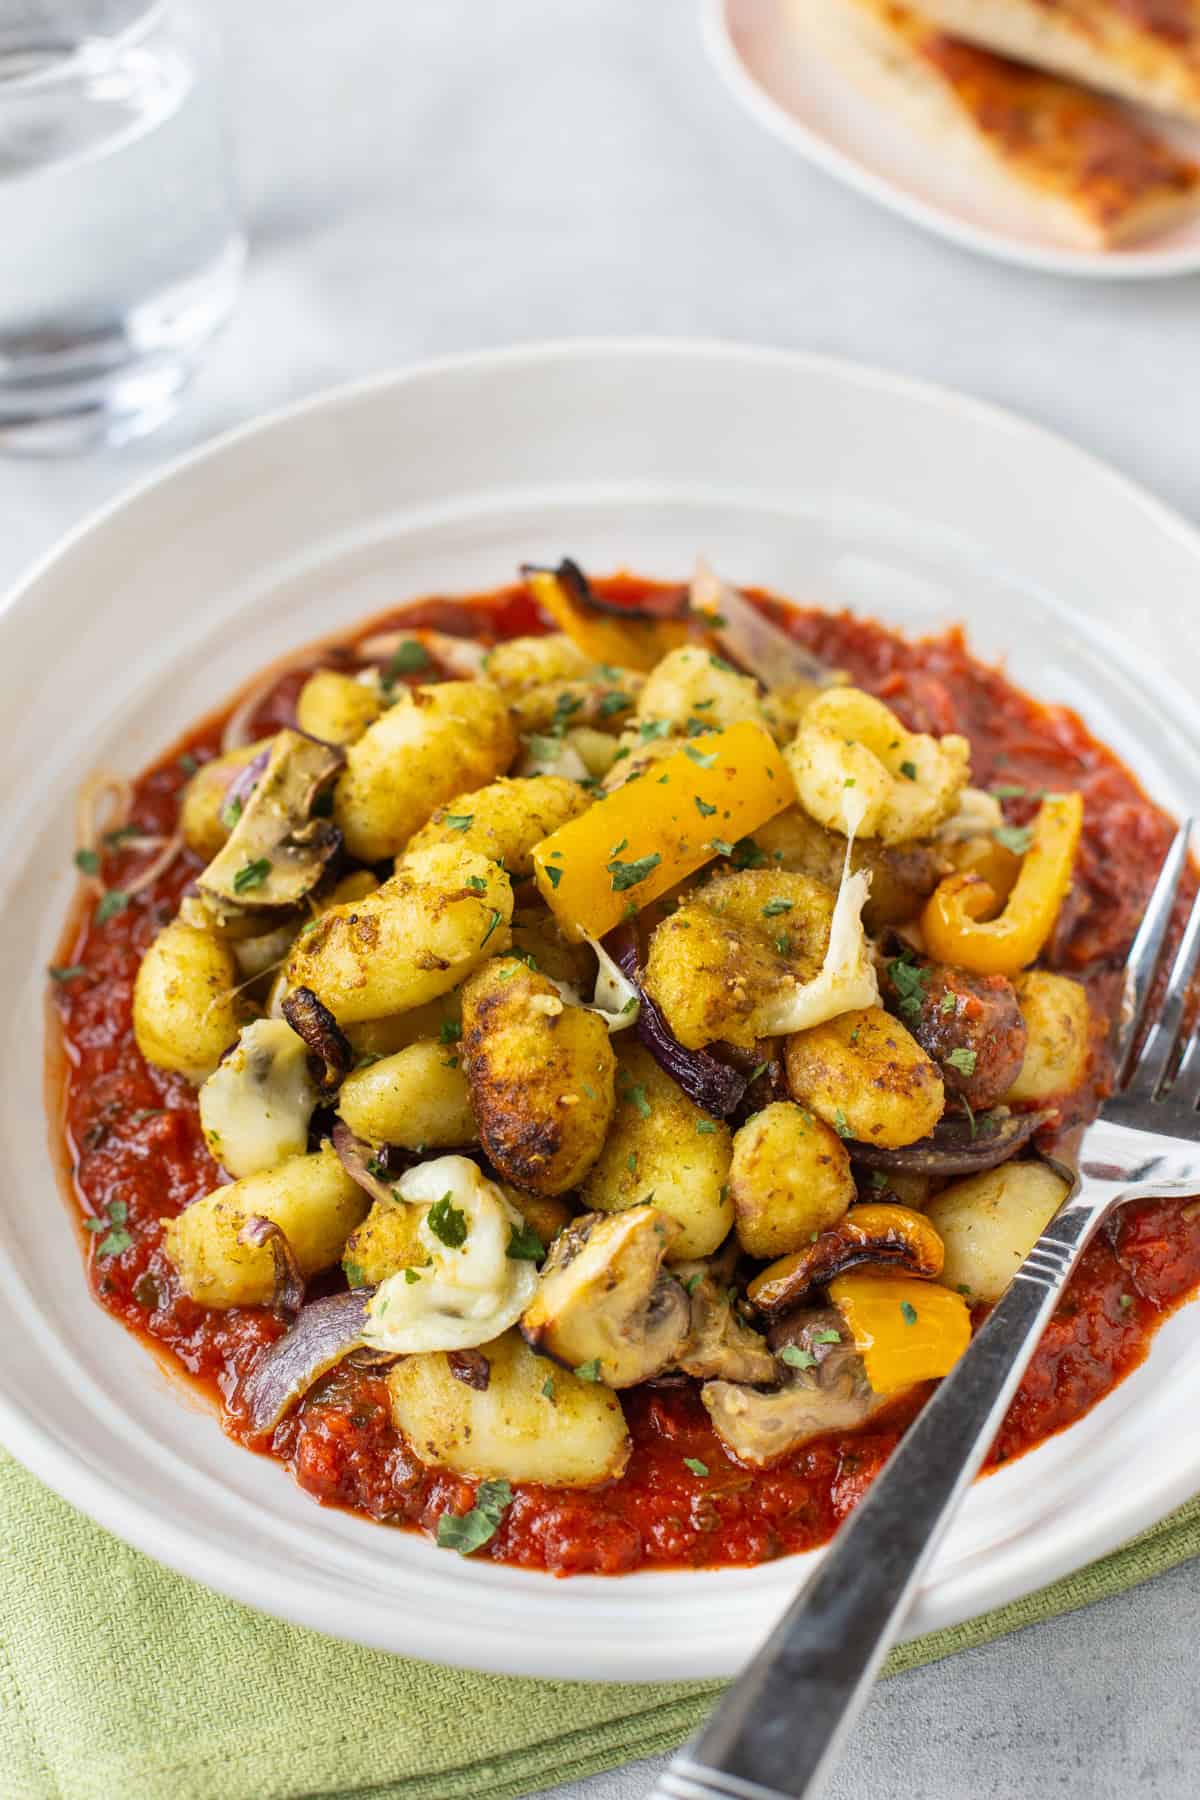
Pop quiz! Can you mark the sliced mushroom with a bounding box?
[520,1205,689,1388]
[199,729,344,910]
[282,984,353,1090]
[702,1304,892,1467]
[747,1202,944,1319]
[847,1107,1054,1179]
[673,1260,777,1385]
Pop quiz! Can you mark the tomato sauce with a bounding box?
[48,577,1200,1576]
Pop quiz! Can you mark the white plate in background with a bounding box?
[2,340,1199,1678]
[704,0,1200,279]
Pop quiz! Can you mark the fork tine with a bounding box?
[1125,875,1200,1103]
[1174,1028,1200,1113]
[1114,820,1194,1081]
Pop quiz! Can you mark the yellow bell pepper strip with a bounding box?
[828,1270,972,1395]
[920,792,1083,977]
[524,565,689,673]
[532,719,794,941]
[747,1203,944,1317]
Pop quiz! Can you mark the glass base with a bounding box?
[0,234,245,457]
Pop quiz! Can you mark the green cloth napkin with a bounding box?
[3,1451,1199,1800]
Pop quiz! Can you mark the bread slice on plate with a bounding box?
[799,0,1200,247]
[904,0,1200,122]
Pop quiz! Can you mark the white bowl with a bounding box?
[2,341,1199,1680]
[704,0,1200,280]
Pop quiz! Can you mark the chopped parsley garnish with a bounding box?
[869,1170,889,1192]
[624,1081,652,1119]
[762,899,794,918]
[551,691,584,732]
[574,1359,602,1382]
[344,1261,365,1287]
[684,1273,703,1294]
[426,1192,469,1249]
[731,836,767,869]
[443,813,474,833]
[384,639,431,679]
[543,863,563,889]
[900,1300,919,1326]
[708,839,736,857]
[684,744,718,769]
[232,858,271,895]
[946,1047,978,1076]
[94,890,129,925]
[1119,1293,1134,1312]
[780,1345,817,1369]
[435,1479,513,1555]
[888,954,929,1023]
[541,1375,556,1401]
[639,718,671,742]
[748,1060,772,1084]
[811,1327,841,1344]
[995,823,1034,855]
[833,1109,851,1138]
[404,1267,422,1284]
[695,1119,717,1135]
[507,1222,545,1261]
[74,848,100,876]
[843,778,856,790]
[439,1019,462,1045]
[940,991,958,1015]
[610,837,629,857]
[708,654,736,674]
[626,1150,638,1174]
[991,783,1028,800]
[178,752,199,775]
[774,935,791,956]
[608,851,661,892]
[480,908,504,945]
[694,795,717,817]
[684,1457,709,1477]
[599,690,632,716]
[465,875,487,894]
[84,1199,132,1258]
[48,964,89,983]
[220,796,243,830]
[899,760,918,781]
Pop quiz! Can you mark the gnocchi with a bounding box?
[787,687,970,845]
[579,1042,733,1260]
[925,1162,1070,1304]
[132,920,244,1083]
[286,843,513,1024]
[336,1040,477,1150]
[335,680,517,861]
[163,1145,368,1307]
[728,1101,854,1259]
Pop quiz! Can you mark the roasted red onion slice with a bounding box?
[283,986,353,1090]
[690,558,830,690]
[447,1349,491,1391]
[222,745,270,814]
[237,1215,306,1320]
[848,1108,1055,1178]
[242,1288,374,1434]
[604,923,747,1118]
[331,1119,399,1207]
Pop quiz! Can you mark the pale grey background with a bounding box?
[5,3,1200,1795]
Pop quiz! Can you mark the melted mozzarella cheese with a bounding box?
[198,1018,319,1177]
[362,1155,539,1355]
[756,794,880,1035]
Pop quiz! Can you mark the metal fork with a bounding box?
[650,819,1200,1800]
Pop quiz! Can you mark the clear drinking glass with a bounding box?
[0,1,244,454]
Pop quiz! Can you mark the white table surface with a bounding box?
[5,3,1200,1796]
